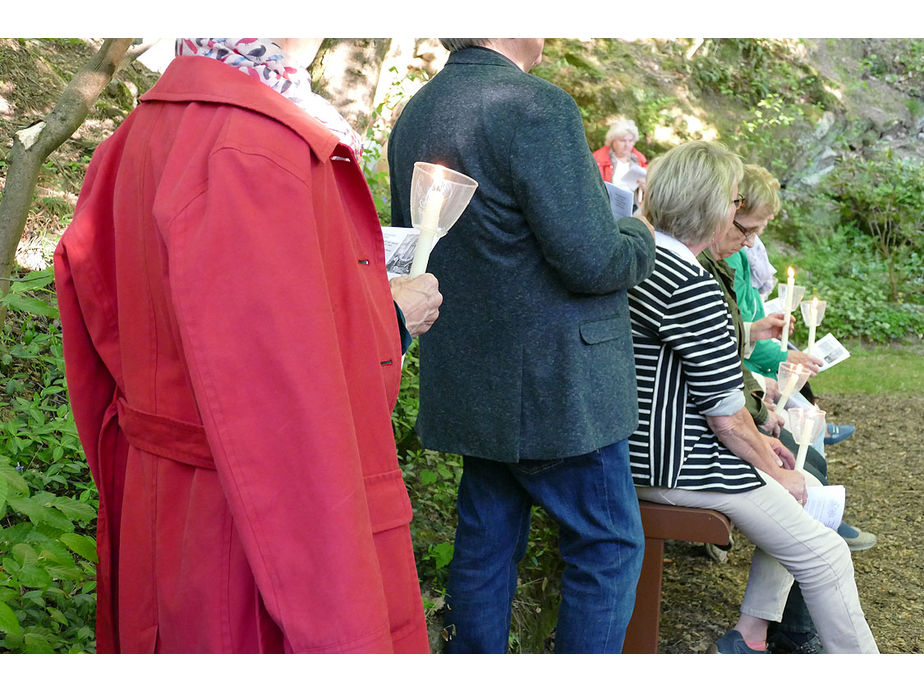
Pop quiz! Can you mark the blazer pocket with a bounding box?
[579,316,625,345]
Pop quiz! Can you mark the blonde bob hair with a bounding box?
[738,164,782,219]
[643,140,744,246]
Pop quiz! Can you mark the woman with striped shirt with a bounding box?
[627,141,877,654]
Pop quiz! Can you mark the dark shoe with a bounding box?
[824,423,856,445]
[837,521,877,551]
[768,629,824,654]
[707,629,770,654]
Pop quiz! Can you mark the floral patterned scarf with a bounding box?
[175,38,363,157]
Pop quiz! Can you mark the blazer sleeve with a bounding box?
[509,88,655,294]
[164,144,395,653]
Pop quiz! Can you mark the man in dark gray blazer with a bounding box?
[388,38,656,653]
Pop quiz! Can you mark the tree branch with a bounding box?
[0,38,134,316]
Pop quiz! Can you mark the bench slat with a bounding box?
[638,501,732,544]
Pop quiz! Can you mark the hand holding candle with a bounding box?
[408,162,478,278]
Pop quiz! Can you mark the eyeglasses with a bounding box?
[732,197,746,210]
[733,219,759,241]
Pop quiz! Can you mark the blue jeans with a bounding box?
[443,440,644,653]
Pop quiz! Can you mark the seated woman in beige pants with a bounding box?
[626,140,877,654]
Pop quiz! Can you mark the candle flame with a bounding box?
[787,266,795,279]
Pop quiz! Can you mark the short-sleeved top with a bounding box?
[627,239,765,492]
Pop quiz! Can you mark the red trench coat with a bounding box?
[54,56,428,653]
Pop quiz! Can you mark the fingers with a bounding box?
[391,273,443,338]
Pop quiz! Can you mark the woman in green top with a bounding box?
[726,164,877,652]
[725,165,824,390]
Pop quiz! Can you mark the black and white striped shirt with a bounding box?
[627,237,764,493]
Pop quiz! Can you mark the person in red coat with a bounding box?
[54,38,440,654]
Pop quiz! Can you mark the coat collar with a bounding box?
[445,46,522,71]
[140,56,340,161]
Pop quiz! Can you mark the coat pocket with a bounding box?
[579,316,625,345]
[364,469,413,533]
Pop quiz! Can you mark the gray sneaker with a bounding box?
[707,629,770,654]
[837,522,877,552]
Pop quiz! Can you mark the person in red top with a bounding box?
[592,118,647,206]
[54,38,440,653]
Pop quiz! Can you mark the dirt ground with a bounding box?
[656,393,924,653]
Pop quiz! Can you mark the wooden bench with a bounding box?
[623,501,733,653]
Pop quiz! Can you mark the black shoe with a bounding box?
[768,630,824,654]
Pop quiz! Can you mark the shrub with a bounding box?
[0,270,98,653]
[822,150,924,301]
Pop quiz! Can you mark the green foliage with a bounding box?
[0,269,98,653]
[821,151,924,301]
[766,226,924,345]
[685,39,828,107]
[361,65,430,225]
[859,39,924,98]
[534,39,681,157]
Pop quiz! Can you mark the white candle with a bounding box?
[780,266,795,354]
[806,296,819,353]
[409,185,445,278]
[794,409,821,471]
[773,363,805,416]
[773,374,798,416]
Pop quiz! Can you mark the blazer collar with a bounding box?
[140,56,340,161]
[446,46,522,72]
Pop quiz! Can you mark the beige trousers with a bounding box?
[636,468,878,653]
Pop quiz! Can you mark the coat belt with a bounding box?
[116,397,215,469]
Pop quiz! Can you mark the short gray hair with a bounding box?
[643,140,744,246]
[739,164,782,219]
[604,118,640,146]
[440,39,489,52]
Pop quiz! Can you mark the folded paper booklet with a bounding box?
[762,297,783,316]
[381,226,420,279]
[603,181,634,220]
[809,333,851,372]
[804,484,845,530]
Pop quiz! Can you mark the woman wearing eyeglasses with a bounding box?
[724,166,826,386]
[697,162,877,652]
[695,186,795,439]
[628,140,878,654]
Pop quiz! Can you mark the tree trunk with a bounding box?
[309,39,392,135]
[0,38,135,320]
